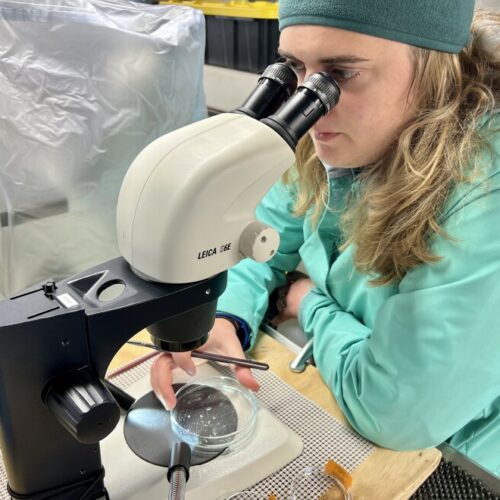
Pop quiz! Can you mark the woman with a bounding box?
[152,0,500,476]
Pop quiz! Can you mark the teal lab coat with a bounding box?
[217,115,500,477]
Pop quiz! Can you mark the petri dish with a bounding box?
[170,376,257,456]
[289,466,352,500]
[124,387,225,467]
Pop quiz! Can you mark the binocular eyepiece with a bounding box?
[234,62,341,150]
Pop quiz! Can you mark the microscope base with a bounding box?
[7,470,108,500]
[102,361,303,500]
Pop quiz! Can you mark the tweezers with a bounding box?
[126,340,269,371]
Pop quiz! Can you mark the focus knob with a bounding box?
[45,370,120,444]
[239,221,280,262]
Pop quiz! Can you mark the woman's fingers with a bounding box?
[150,351,197,410]
[216,335,261,392]
[234,365,260,392]
[150,353,177,410]
[150,325,261,411]
[171,351,197,377]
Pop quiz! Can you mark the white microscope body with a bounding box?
[117,113,291,284]
[116,66,340,285]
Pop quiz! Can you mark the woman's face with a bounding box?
[279,25,416,168]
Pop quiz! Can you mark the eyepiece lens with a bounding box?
[259,62,298,98]
[260,72,341,149]
[300,72,340,112]
[233,63,298,120]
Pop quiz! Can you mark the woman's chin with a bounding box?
[316,151,362,169]
[313,140,357,168]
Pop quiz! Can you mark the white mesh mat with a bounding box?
[0,355,375,499]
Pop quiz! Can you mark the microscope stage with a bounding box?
[101,361,303,499]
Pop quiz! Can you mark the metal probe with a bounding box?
[126,340,269,371]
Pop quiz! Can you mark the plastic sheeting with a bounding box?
[0,0,207,298]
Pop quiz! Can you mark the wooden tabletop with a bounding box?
[109,330,441,500]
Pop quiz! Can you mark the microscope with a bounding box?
[0,64,340,499]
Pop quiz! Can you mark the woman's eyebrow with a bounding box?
[278,49,370,65]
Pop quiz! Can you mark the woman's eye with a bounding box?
[275,57,360,83]
[277,57,305,75]
[330,69,360,82]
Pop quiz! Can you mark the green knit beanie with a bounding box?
[279,0,475,53]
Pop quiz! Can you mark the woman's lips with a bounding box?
[313,131,341,142]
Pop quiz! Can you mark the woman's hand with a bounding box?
[150,317,260,410]
[271,277,314,326]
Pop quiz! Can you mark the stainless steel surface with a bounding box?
[260,322,303,354]
[438,443,500,495]
[260,322,314,372]
[289,338,314,373]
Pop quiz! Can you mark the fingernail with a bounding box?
[186,368,195,376]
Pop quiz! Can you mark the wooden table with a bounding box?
[109,330,441,500]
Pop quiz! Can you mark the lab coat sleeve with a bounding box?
[217,180,305,348]
[298,184,500,450]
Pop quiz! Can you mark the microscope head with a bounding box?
[116,66,340,283]
[116,64,340,351]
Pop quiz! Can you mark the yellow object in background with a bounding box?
[160,1,278,20]
[163,0,280,73]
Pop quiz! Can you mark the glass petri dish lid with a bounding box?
[289,466,352,500]
[170,376,257,456]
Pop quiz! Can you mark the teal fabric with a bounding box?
[278,0,475,53]
[217,114,500,476]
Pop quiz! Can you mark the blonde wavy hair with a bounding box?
[285,10,500,286]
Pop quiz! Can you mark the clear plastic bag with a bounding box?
[0,0,207,297]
